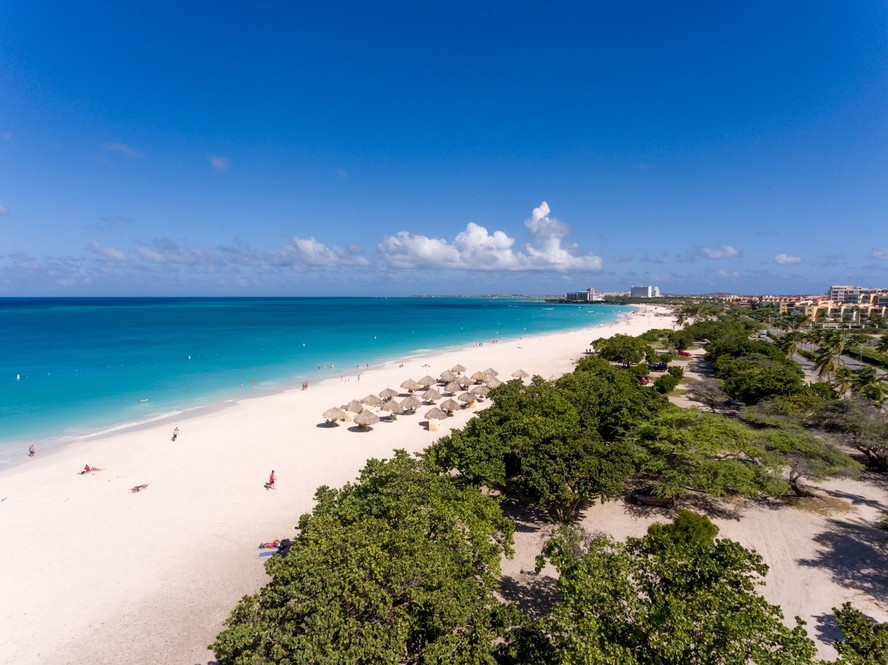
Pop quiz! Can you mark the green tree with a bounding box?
[528,519,819,664]
[628,408,787,498]
[593,333,649,367]
[809,398,888,472]
[211,451,515,664]
[832,602,888,664]
[832,365,854,399]
[755,428,860,496]
[814,334,846,381]
[777,331,804,358]
[685,378,729,411]
[877,334,888,355]
[852,366,886,407]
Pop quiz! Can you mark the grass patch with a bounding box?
[784,495,854,516]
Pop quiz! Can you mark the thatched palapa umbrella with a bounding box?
[486,377,502,389]
[470,371,488,383]
[346,400,365,414]
[322,407,347,425]
[451,364,466,374]
[483,368,499,377]
[353,410,380,429]
[418,375,437,387]
[444,381,461,395]
[458,392,476,405]
[470,385,490,398]
[424,406,447,431]
[456,375,471,388]
[400,379,421,393]
[380,399,403,418]
[379,387,399,401]
[421,388,442,403]
[362,394,383,407]
[440,398,460,413]
[511,369,530,380]
[439,370,456,383]
[401,395,422,413]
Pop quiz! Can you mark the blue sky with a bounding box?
[1,1,886,296]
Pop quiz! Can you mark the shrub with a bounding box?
[667,365,684,379]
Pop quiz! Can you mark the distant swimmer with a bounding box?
[28,443,35,458]
[16,374,20,381]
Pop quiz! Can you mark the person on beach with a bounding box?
[171,427,179,442]
[80,464,101,474]
[265,470,275,490]
[259,540,281,549]
[28,443,35,458]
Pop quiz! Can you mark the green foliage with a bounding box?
[644,510,719,551]
[755,428,860,496]
[211,451,515,664]
[809,399,888,472]
[667,365,684,378]
[628,408,788,497]
[717,355,805,405]
[529,521,819,664]
[833,602,888,664]
[631,362,650,377]
[593,333,650,367]
[561,357,669,441]
[427,371,650,521]
[654,373,680,394]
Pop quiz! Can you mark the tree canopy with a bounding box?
[521,516,819,664]
[211,451,516,664]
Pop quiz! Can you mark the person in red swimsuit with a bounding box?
[265,470,275,490]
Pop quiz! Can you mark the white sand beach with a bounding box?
[0,304,885,663]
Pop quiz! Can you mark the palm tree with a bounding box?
[831,365,853,399]
[776,332,802,358]
[852,367,886,407]
[814,334,845,382]
[877,334,888,355]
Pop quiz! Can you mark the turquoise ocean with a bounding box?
[0,297,628,463]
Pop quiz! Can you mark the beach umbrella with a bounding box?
[380,399,403,416]
[440,398,460,413]
[425,407,447,420]
[401,395,422,412]
[400,378,421,393]
[486,378,502,389]
[483,368,499,377]
[439,370,456,383]
[470,371,488,383]
[322,407,346,424]
[346,400,365,413]
[451,363,466,374]
[421,388,442,402]
[418,375,437,387]
[379,387,399,401]
[458,392,476,404]
[354,410,380,429]
[444,381,462,395]
[470,385,490,398]
[511,369,530,380]
[456,375,471,388]
[362,394,383,407]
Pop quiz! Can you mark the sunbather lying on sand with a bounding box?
[80,464,103,474]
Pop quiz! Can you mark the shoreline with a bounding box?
[1,306,640,472]
[0,304,637,466]
[0,305,672,664]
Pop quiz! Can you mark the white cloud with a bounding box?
[872,248,888,260]
[0,204,8,216]
[270,236,369,268]
[773,253,801,265]
[378,202,602,272]
[208,155,229,172]
[699,244,740,260]
[134,238,218,266]
[103,142,143,158]
[87,241,127,262]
